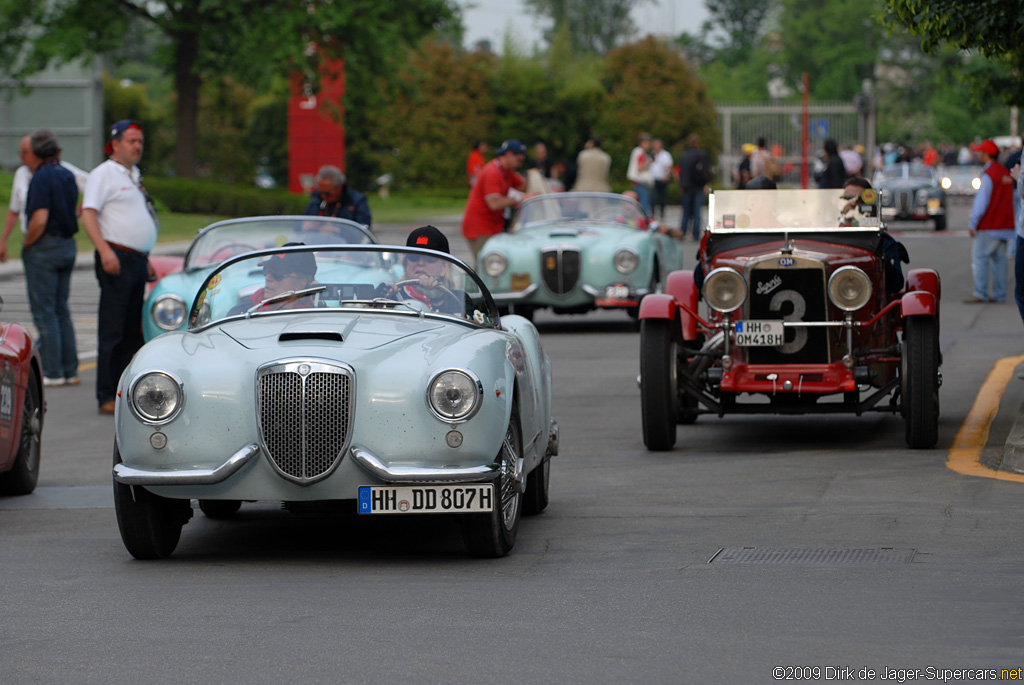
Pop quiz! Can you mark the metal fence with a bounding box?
[717,102,868,188]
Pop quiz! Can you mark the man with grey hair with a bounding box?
[22,129,81,386]
[302,164,371,228]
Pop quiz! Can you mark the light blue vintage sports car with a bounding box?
[144,216,377,340]
[113,244,558,559]
[477,192,683,322]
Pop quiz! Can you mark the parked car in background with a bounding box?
[477,192,683,323]
[873,162,947,230]
[113,245,558,559]
[638,189,940,452]
[937,165,982,202]
[0,298,44,495]
[144,216,377,340]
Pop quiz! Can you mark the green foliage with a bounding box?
[597,38,719,173]
[144,177,306,217]
[522,0,648,55]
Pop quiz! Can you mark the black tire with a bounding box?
[463,406,523,557]
[902,316,940,448]
[0,367,42,495]
[522,456,550,516]
[113,442,192,559]
[933,215,946,231]
[199,499,242,519]
[640,318,678,450]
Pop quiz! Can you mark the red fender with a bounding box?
[640,270,699,341]
[900,290,936,317]
[638,293,677,321]
[905,268,940,299]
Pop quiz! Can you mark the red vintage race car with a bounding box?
[639,188,940,450]
[0,297,44,494]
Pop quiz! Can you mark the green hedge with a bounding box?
[145,177,308,216]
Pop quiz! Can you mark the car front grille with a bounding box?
[258,361,354,485]
[746,267,830,364]
[540,247,581,297]
[895,189,912,214]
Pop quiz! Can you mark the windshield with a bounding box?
[875,163,934,182]
[188,245,499,329]
[510,193,646,231]
[185,216,376,270]
[709,189,882,232]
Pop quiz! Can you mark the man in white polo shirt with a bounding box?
[81,120,159,415]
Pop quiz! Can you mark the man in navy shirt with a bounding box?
[302,165,372,228]
[23,129,80,386]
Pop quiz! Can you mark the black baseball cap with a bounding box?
[406,226,450,254]
[258,243,317,278]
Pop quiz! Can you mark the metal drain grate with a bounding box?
[708,547,916,565]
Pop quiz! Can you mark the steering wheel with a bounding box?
[208,242,259,263]
[393,279,459,309]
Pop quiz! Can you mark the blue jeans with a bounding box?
[22,235,79,380]
[680,188,703,239]
[95,248,149,405]
[632,184,652,215]
[971,231,1008,302]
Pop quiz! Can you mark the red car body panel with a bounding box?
[0,322,42,474]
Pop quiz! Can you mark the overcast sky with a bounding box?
[459,0,710,51]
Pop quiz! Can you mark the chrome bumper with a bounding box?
[489,284,539,302]
[113,443,260,486]
[350,445,499,484]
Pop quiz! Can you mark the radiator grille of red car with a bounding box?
[540,247,581,297]
[258,362,353,484]
[746,268,831,364]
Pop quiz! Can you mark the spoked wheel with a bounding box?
[640,318,678,450]
[0,367,42,495]
[902,316,940,448]
[199,499,242,519]
[522,455,550,516]
[463,405,523,557]
[113,442,193,559]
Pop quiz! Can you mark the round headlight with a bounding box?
[130,372,183,423]
[940,177,951,189]
[828,266,872,311]
[972,177,981,191]
[916,189,930,204]
[152,294,187,331]
[703,267,747,313]
[614,248,639,274]
[427,370,482,423]
[482,252,507,277]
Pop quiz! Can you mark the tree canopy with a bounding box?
[523,0,649,55]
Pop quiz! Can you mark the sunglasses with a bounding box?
[406,254,440,264]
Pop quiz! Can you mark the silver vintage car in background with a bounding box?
[113,244,557,559]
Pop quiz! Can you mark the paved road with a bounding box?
[3,203,1024,682]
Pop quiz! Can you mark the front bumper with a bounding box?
[113,443,260,485]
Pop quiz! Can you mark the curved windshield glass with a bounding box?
[710,189,882,231]
[185,217,376,270]
[188,245,499,329]
[510,193,647,231]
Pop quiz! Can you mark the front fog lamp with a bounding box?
[614,248,639,274]
[427,370,482,422]
[828,266,872,311]
[130,372,183,423]
[482,252,507,277]
[152,294,187,331]
[703,267,747,313]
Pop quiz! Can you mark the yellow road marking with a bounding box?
[79,362,96,371]
[946,355,1024,483]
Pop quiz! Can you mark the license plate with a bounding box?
[605,285,631,300]
[734,319,784,346]
[927,198,941,210]
[357,484,493,514]
[511,273,531,291]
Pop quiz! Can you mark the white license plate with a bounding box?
[734,319,784,346]
[357,484,493,514]
[605,285,631,300]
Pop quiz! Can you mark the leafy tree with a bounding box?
[701,0,777,66]
[523,0,649,55]
[0,0,456,178]
[881,0,1024,106]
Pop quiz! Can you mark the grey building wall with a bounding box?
[0,59,104,172]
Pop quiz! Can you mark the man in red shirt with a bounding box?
[461,139,528,266]
[965,139,1015,303]
[466,140,487,187]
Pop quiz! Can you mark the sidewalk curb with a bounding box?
[1001,398,1024,474]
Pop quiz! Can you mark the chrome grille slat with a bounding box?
[258,362,353,485]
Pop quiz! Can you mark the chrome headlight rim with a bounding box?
[703,267,747,313]
[828,265,873,311]
[426,369,484,424]
[128,370,185,425]
[613,247,640,274]
[481,250,508,277]
[915,189,931,204]
[151,293,188,331]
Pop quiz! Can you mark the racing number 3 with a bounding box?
[768,289,807,354]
